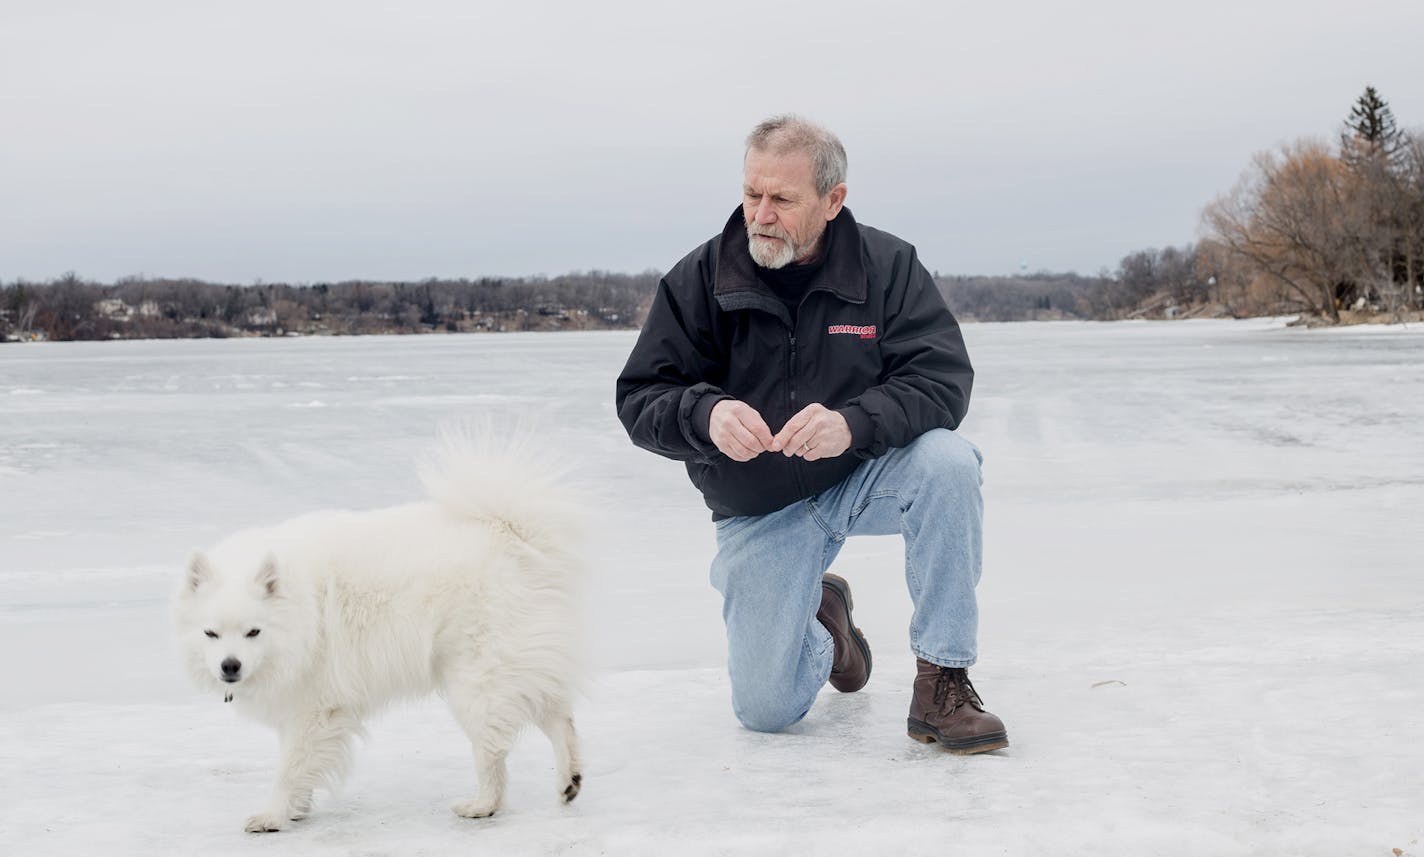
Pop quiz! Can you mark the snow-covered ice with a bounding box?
[1,320,1421,856]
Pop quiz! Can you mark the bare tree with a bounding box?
[1201,140,1362,322]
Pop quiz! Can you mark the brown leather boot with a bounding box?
[817,573,871,692]
[907,660,1008,754]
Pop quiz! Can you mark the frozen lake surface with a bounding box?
[2,320,1421,855]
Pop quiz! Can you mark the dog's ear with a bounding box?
[255,553,280,598]
[186,552,212,593]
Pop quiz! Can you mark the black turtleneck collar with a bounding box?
[755,218,834,313]
[713,205,867,325]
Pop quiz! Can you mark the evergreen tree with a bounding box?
[1341,85,1407,167]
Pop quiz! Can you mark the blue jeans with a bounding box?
[709,429,984,732]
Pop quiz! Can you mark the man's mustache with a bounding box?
[750,226,789,240]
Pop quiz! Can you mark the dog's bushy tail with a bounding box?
[418,422,586,567]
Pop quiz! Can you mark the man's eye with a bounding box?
[204,630,219,639]
[246,629,261,638]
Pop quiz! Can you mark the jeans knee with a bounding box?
[907,429,982,488]
[728,663,813,732]
[733,697,808,733]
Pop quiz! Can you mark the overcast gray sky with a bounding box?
[3,0,1421,283]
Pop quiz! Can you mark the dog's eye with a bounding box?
[246,628,261,638]
[204,630,219,639]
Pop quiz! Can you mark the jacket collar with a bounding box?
[714,205,867,320]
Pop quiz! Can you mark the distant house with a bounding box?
[248,308,278,326]
[94,299,166,322]
[95,299,133,320]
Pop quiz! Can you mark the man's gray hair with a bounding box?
[745,115,847,197]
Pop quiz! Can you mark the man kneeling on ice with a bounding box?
[615,115,1007,752]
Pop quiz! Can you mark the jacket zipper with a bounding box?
[788,331,797,410]
[786,327,808,497]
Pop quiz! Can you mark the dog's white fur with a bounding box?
[173,433,586,832]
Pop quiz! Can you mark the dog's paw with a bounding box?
[244,811,289,833]
[452,799,499,819]
[562,772,582,803]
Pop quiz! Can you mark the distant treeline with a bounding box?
[1,263,1208,343]
[5,89,1420,343]
[937,246,1203,322]
[0,241,1367,343]
[0,272,659,342]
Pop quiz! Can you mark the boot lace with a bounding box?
[932,667,983,712]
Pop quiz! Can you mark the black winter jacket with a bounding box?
[615,206,974,519]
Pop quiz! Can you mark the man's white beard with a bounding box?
[746,224,797,269]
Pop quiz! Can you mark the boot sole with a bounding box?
[907,718,1009,755]
[821,573,871,693]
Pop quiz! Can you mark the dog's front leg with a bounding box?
[245,709,356,833]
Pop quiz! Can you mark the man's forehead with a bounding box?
[743,148,816,190]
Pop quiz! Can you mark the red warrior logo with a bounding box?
[827,324,877,340]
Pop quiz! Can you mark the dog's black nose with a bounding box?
[221,657,242,680]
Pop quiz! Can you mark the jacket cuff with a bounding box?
[679,384,731,460]
[690,391,733,443]
[837,404,874,455]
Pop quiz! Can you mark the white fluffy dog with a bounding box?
[173,435,586,832]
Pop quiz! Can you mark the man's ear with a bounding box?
[825,182,847,220]
[186,552,211,593]
[255,554,279,598]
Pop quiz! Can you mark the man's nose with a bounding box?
[753,198,776,224]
